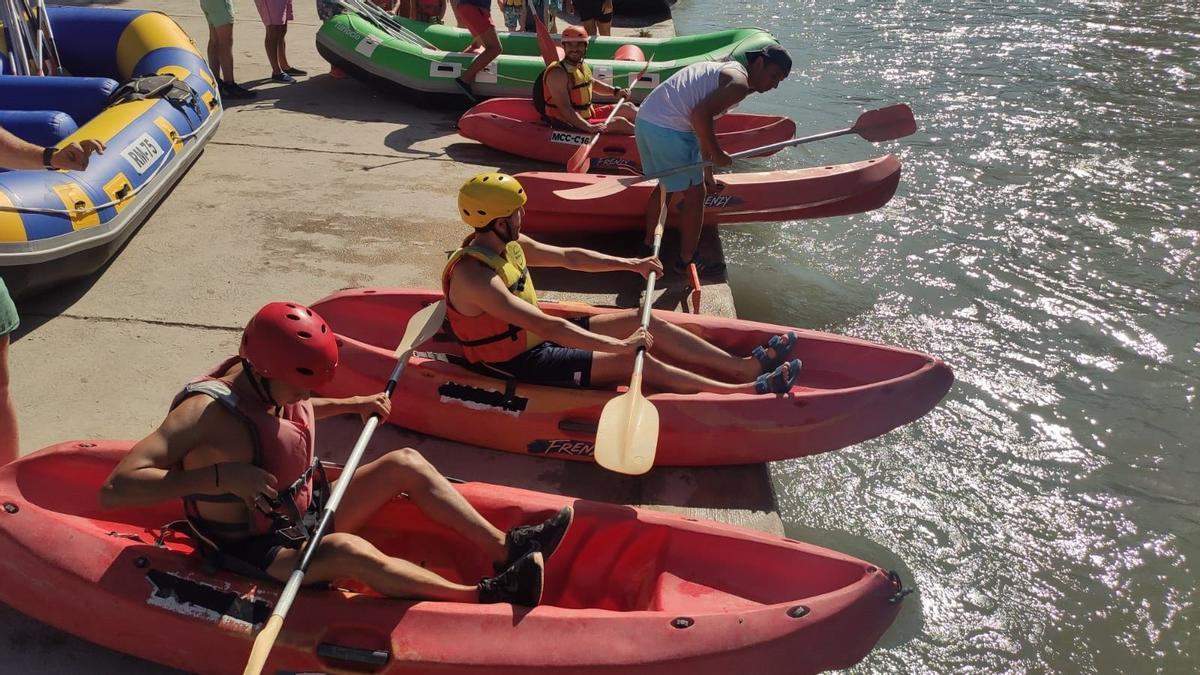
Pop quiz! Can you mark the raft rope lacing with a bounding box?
[0,117,211,217]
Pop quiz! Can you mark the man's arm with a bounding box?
[546,68,601,133]
[690,70,750,167]
[311,393,391,421]
[98,398,276,509]
[519,234,661,277]
[0,126,105,171]
[456,263,639,354]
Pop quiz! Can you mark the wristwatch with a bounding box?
[42,146,55,170]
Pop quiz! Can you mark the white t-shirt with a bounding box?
[637,60,748,133]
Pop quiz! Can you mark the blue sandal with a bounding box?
[755,358,801,395]
[752,331,797,374]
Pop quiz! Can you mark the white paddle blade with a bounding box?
[552,175,653,201]
[594,390,660,475]
[393,301,447,358]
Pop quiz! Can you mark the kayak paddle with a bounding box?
[593,191,667,475]
[242,300,447,675]
[553,103,917,201]
[566,60,654,174]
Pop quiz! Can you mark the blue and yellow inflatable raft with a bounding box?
[0,6,221,298]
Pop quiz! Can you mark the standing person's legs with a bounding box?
[215,23,235,83]
[206,23,220,76]
[255,0,293,77]
[635,118,705,260]
[264,26,283,74]
[0,279,19,466]
[596,0,612,35]
[459,21,501,83]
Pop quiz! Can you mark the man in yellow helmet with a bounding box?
[441,173,801,395]
[535,25,636,136]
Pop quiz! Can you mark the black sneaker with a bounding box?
[271,71,297,83]
[496,506,574,573]
[218,80,257,100]
[454,76,478,103]
[283,66,307,76]
[478,549,544,606]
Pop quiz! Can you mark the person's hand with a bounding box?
[709,149,733,168]
[50,139,105,171]
[616,87,631,101]
[217,463,279,510]
[586,121,606,134]
[630,256,663,278]
[353,392,392,422]
[617,327,653,354]
[705,175,727,192]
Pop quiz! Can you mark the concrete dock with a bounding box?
[1,1,781,671]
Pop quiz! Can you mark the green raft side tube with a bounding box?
[315,10,780,103]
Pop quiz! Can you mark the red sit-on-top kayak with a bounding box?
[457,98,797,171]
[517,155,903,234]
[0,441,910,674]
[311,288,953,465]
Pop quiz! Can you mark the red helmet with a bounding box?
[560,25,589,44]
[239,302,338,390]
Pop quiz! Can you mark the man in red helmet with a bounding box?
[535,25,636,136]
[100,302,570,606]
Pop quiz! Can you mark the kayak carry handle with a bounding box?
[558,418,599,435]
[317,642,391,668]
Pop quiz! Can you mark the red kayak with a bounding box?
[0,441,910,674]
[457,98,797,171]
[311,288,953,465]
[517,155,902,234]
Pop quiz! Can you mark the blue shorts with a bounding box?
[473,317,593,387]
[635,117,703,193]
[0,278,18,336]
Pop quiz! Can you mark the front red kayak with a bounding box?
[0,441,910,674]
[457,97,797,171]
[518,155,902,234]
[311,288,953,466]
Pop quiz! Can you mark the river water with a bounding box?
[671,0,1198,671]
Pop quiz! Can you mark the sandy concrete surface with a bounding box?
[1,1,770,672]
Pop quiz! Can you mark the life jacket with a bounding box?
[171,357,320,541]
[537,60,594,123]
[441,239,543,363]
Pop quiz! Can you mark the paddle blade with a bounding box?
[243,615,284,675]
[532,12,560,66]
[852,104,917,142]
[566,139,594,174]
[594,390,660,475]
[394,300,447,358]
[553,174,651,201]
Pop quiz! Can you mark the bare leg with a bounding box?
[206,24,220,78]
[460,28,501,83]
[277,23,290,71]
[332,448,507,563]
[215,24,235,83]
[589,351,787,394]
[264,25,284,74]
[597,0,612,36]
[676,182,706,263]
[588,310,773,382]
[605,115,635,135]
[266,532,480,601]
[0,336,17,465]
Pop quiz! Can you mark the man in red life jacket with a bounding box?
[99,301,571,606]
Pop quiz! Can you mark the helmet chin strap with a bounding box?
[242,358,283,414]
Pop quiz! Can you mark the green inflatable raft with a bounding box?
[315,1,780,103]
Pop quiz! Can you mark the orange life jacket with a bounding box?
[441,240,543,363]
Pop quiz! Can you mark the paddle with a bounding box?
[566,60,653,174]
[593,192,668,476]
[553,103,917,201]
[532,10,559,65]
[242,300,447,675]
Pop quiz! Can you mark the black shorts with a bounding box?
[218,533,289,577]
[473,316,594,387]
[575,0,610,22]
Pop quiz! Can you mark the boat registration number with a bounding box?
[121,133,163,175]
[550,130,590,146]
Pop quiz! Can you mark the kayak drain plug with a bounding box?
[787,605,809,618]
[671,617,694,629]
[2,503,17,514]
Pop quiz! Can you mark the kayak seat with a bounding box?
[651,572,764,613]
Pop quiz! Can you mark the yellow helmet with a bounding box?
[458,172,528,228]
